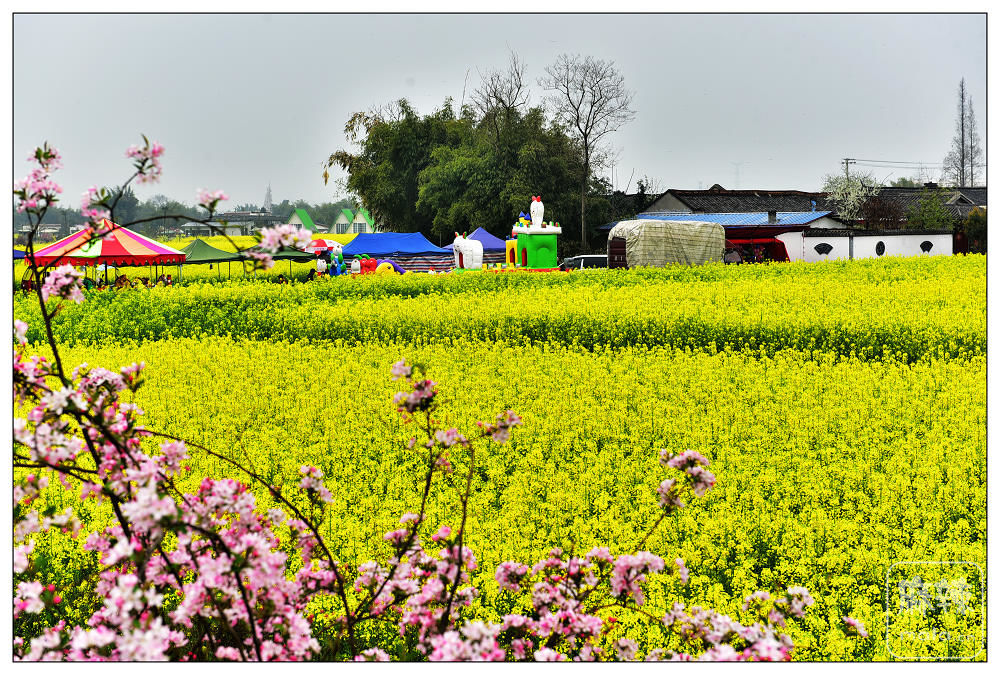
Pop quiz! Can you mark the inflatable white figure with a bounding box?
[452,232,484,269]
[529,195,544,228]
[350,258,361,274]
[328,242,343,258]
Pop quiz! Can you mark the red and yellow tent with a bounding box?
[29,219,185,267]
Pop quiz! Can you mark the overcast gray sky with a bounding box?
[13,13,986,212]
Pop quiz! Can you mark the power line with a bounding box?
[855,163,939,170]
[852,158,944,166]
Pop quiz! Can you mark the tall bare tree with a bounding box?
[965,96,983,187]
[471,50,530,148]
[540,54,635,244]
[942,78,982,187]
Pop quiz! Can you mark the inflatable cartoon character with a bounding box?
[350,258,361,274]
[358,256,378,274]
[529,195,544,228]
[452,232,484,270]
[328,250,344,276]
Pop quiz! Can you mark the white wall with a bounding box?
[643,193,692,213]
[803,216,841,229]
[784,232,953,262]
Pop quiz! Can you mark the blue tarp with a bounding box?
[441,227,508,251]
[14,249,26,260]
[342,232,449,257]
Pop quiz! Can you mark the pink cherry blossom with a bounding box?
[390,359,413,381]
[842,615,868,637]
[40,265,85,304]
[196,189,229,210]
[14,320,28,345]
[125,137,164,183]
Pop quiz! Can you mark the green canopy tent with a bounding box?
[244,244,316,277]
[180,238,243,281]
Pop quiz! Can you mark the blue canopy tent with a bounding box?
[441,227,507,251]
[343,232,455,272]
[14,249,26,260]
[342,232,449,257]
[341,232,453,273]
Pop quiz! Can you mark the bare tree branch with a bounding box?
[539,54,635,244]
[471,49,530,149]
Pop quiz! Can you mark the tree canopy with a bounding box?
[324,60,635,252]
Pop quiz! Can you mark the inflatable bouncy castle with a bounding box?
[510,196,561,270]
[452,232,484,270]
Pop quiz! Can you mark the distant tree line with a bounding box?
[12,189,355,243]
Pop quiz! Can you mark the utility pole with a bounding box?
[842,158,856,180]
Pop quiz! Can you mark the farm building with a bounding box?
[332,208,377,235]
[861,185,987,243]
[872,184,986,222]
[183,220,242,237]
[643,184,834,214]
[286,208,328,233]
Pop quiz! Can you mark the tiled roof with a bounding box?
[802,228,954,237]
[875,187,987,220]
[637,211,834,226]
[650,188,835,213]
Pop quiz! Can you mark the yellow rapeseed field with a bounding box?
[15,254,986,660]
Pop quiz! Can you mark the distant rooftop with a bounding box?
[637,211,835,226]
[646,185,834,214]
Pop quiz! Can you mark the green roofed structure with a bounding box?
[356,208,375,233]
[333,207,376,234]
[287,208,318,232]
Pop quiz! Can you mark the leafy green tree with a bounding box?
[416,105,583,241]
[107,186,139,225]
[310,198,356,229]
[962,206,986,253]
[890,176,921,188]
[905,188,955,231]
[324,98,467,232]
[269,199,294,221]
[132,196,200,236]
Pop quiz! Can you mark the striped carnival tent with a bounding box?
[30,219,186,267]
[391,253,455,273]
